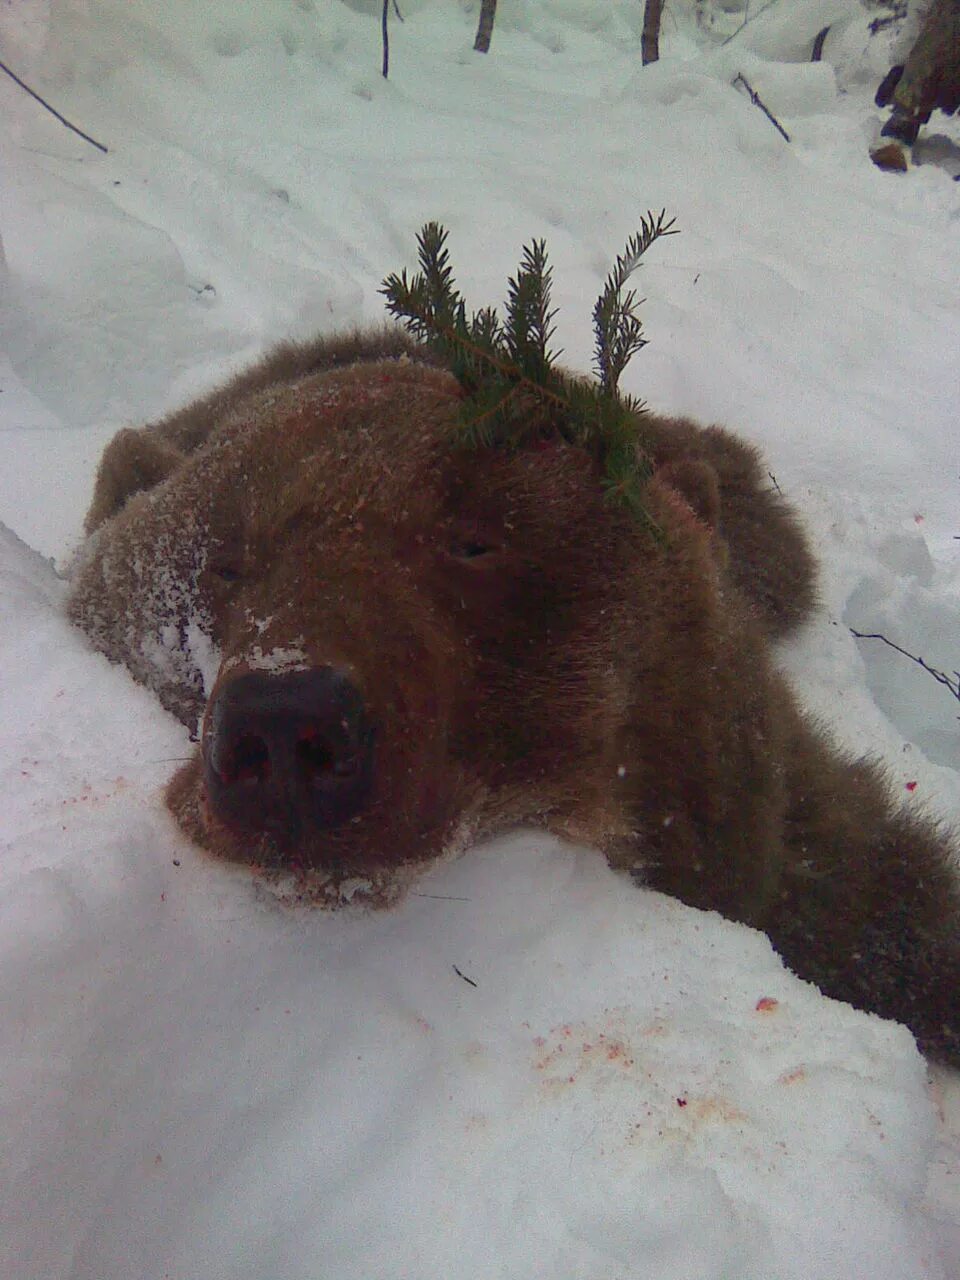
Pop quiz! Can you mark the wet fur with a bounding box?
[70,329,960,1064]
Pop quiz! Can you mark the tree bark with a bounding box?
[474,0,498,54]
[642,0,663,65]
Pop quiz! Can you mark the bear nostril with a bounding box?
[203,667,375,846]
[295,728,338,780]
[225,733,271,786]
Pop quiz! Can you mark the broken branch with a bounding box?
[0,56,108,153]
[849,628,960,706]
[733,72,790,143]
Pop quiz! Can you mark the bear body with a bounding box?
[69,329,960,1064]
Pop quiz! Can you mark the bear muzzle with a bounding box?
[202,667,376,846]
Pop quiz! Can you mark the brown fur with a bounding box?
[69,329,960,1064]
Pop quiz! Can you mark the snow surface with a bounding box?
[1,1,959,1276]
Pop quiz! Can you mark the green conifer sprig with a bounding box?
[380,214,678,530]
[593,209,677,396]
[505,239,558,383]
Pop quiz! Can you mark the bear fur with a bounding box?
[69,328,960,1065]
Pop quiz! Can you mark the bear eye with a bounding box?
[450,538,496,561]
[445,518,506,564]
[207,558,244,584]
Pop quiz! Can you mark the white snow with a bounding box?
[1,1,959,1276]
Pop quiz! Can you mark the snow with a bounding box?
[1,1,958,1276]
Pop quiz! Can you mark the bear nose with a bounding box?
[202,668,375,844]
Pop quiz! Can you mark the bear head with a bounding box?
[71,357,760,901]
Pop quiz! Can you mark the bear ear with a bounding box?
[84,428,185,535]
[653,458,722,530]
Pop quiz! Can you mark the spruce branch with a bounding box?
[593,210,678,395]
[383,239,569,415]
[381,215,677,534]
[417,221,462,323]
[505,239,558,382]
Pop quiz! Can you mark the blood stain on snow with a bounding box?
[779,1067,806,1086]
[531,1013,638,1089]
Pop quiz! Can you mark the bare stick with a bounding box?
[381,0,404,79]
[722,0,783,47]
[474,0,498,54]
[0,56,108,153]
[642,0,663,65]
[849,628,960,705]
[733,73,790,142]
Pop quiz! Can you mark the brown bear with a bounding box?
[69,328,960,1065]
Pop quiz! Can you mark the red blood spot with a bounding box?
[913,514,924,524]
[779,1067,806,1086]
[905,780,918,792]
[755,996,779,1013]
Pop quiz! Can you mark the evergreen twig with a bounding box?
[505,239,558,382]
[593,209,677,395]
[381,216,679,535]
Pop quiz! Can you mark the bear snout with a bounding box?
[202,668,376,846]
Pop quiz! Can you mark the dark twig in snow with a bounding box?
[453,965,478,987]
[850,628,960,706]
[474,0,498,53]
[411,892,472,901]
[0,57,108,153]
[381,0,404,79]
[722,0,785,47]
[733,74,791,142]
